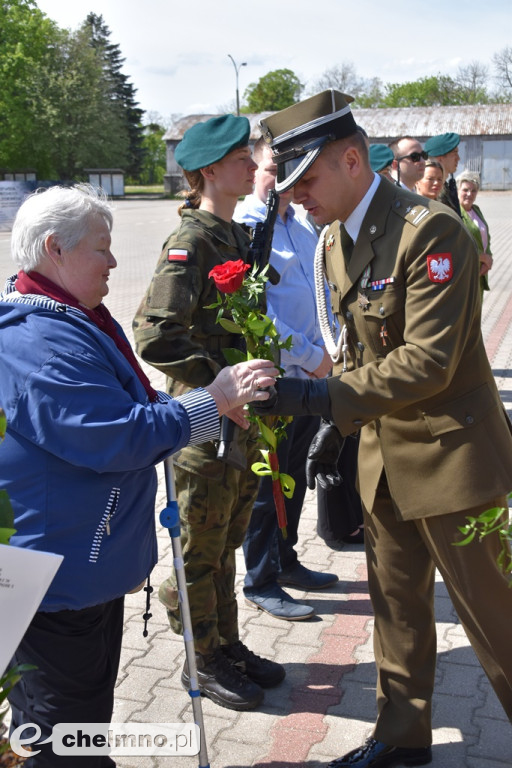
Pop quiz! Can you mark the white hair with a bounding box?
[455,171,480,190]
[11,184,114,272]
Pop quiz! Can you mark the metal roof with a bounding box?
[163,113,272,142]
[353,104,512,139]
[163,104,512,142]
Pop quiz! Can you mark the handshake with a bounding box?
[251,378,346,491]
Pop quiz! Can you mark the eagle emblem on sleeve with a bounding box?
[427,253,453,283]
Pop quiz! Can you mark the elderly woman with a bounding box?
[456,170,493,299]
[0,184,277,767]
[416,159,444,200]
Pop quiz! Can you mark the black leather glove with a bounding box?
[250,377,331,420]
[306,421,345,491]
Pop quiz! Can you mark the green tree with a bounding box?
[22,22,130,180]
[0,0,60,175]
[355,78,386,108]
[83,13,144,177]
[382,75,462,107]
[0,2,143,180]
[139,122,166,185]
[243,69,303,112]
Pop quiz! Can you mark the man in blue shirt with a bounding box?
[234,137,338,621]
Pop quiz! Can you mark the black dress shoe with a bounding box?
[181,648,263,711]
[327,738,432,767]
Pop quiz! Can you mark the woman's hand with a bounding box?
[205,359,278,417]
[479,252,493,276]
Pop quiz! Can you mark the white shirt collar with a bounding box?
[343,173,381,243]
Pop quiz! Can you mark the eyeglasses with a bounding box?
[397,151,428,163]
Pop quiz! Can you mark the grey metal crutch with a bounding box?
[160,456,210,768]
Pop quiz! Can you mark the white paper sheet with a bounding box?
[0,544,64,675]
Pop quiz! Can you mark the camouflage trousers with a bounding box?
[158,424,261,655]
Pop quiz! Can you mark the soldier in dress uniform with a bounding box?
[252,90,512,767]
[424,131,462,215]
[133,114,285,711]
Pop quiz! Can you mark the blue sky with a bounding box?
[36,0,512,121]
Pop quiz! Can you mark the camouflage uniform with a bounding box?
[133,208,261,655]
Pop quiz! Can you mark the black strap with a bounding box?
[142,576,153,638]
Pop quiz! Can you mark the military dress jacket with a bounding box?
[133,209,251,397]
[323,177,512,520]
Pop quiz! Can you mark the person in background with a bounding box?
[234,137,338,622]
[389,136,427,191]
[0,184,277,767]
[456,170,493,300]
[133,115,285,712]
[424,132,462,215]
[369,144,395,182]
[415,159,445,200]
[253,89,512,768]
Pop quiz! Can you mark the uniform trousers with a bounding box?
[243,414,320,591]
[8,597,124,767]
[160,425,261,655]
[366,473,512,748]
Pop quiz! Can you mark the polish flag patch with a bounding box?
[167,248,188,262]
[427,253,453,283]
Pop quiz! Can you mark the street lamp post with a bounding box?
[227,54,247,116]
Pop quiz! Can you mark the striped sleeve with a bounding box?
[173,388,220,444]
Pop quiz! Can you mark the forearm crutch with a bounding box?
[160,456,210,768]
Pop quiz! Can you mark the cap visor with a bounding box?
[275,147,322,193]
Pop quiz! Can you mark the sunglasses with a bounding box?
[398,151,429,163]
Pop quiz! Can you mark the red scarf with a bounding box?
[15,270,159,403]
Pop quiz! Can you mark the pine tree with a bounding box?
[83,13,145,178]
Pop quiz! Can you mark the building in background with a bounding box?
[163,104,512,194]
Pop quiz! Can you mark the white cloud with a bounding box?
[35,0,512,118]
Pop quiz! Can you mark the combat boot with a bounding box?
[222,640,285,688]
[181,648,263,711]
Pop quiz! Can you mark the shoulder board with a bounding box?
[392,198,431,228]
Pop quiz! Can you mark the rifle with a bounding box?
[216,188,281,469]
[248,188,280,284]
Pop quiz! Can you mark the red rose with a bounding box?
[209,260,250,294]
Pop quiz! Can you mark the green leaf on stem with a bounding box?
[222,348,247,365]
[218,317,243,334]
[258,420,277,451]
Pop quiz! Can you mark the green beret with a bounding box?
[175,114,250,171]
[424,132,460,158]
[259,90,357,192]
[369,144,394,172]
